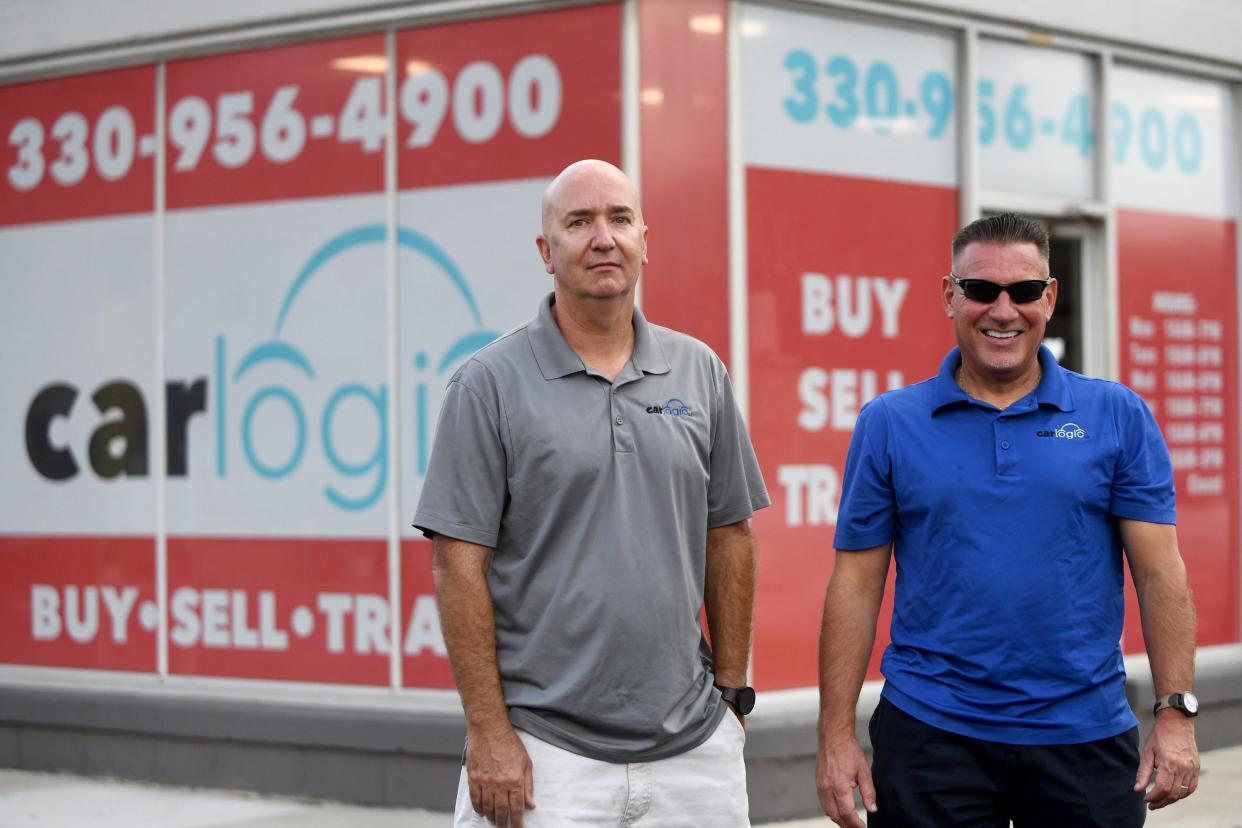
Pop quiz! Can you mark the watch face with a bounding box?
[1182,692,1199,714]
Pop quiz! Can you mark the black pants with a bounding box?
[868,697,1146,828]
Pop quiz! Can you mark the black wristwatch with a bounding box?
[715,684,756,716]
[1153,691,1199,718]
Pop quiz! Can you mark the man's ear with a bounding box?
[941,275,955,318]
[536,235,554,275]
[1043,277,1058,321]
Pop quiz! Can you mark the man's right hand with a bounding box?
[816,734,876,828]
[466,724,535,827]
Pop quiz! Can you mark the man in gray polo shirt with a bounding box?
[414,159,769,827]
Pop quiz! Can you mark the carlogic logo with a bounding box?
[1036,422,1088,440]
[645,398,692,416]
[22,224,499,513]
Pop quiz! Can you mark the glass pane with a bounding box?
[0,66,159,672]
[977,39,1096,199]
[740,2,959,689]
[164,35,390,684]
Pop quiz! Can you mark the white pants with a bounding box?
[453,713,750,827]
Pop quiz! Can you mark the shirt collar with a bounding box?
[527,292,671,380]
[631,303,672,376]
[931,344,1075,414]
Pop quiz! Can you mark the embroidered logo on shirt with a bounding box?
[1036,422,1088,440]
[646,398,692,417]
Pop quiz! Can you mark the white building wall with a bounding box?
[2,0,1240,70]
[896,0,1242,66]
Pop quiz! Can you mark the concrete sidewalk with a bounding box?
[2,744,1239,827]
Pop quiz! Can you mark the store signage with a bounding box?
[0,4,622,685]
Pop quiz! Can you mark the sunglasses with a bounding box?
[950,274,1052,304]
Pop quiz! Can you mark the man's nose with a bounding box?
[988,290,1021,320]
[590,218,616,249]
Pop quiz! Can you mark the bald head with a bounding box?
[535,159,648,302]
[541,160,642,234]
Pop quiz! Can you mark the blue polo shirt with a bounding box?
[835,346,1176,744]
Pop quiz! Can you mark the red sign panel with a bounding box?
[747,168,958,690]
[167,537,388,684]
[165,34,387,208]
[396,3,621,189]
[402,539,455,689]
[1118,209,1240,649]
[0,536,156,671]
[0,66,155,226]
[637,0,731,364]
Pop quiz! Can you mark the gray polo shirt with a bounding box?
[414,293,769,762]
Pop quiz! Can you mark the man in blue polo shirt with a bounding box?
[816,214,1200,827]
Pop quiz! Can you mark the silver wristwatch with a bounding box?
[1153,691,1199,718]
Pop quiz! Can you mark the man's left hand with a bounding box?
[1134,712,1200,809]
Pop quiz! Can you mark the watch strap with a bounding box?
[1153,692,1198,717]
[715,684,756,716]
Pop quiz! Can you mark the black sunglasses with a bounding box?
[950,274,1052,304]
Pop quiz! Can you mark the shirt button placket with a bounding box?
[611,387,634,453]
[996,419,1014,476]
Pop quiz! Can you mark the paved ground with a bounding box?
[2,744,1239,827]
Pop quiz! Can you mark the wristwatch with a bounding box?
[715,684,756,716]
[1153,691,1199,718]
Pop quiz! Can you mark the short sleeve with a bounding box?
[1110,388,1176,525]
[833,397,897,551]
[705,359,770,528]
[411,362,509,547]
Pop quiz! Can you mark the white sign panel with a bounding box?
[977,40,1095,199]
[1112,67,1231,218]
[740,3,958,186]
[164,195,388,538]
[398,177,561,532]
[1,216,156,534]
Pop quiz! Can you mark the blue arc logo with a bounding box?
[219,224,499,511]
[234,224,498,382]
